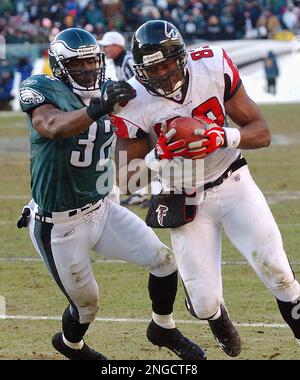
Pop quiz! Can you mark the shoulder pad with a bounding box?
[19,75,68,113]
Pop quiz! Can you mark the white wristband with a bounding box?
[145,148,171,172]
[223,127,241,149]
[145,148,161,172]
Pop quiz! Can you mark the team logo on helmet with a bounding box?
[156,204,168,227]
[164,22,179,39]
[19,87,45,104]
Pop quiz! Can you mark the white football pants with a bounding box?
[171,165,300,319]
[28,197,176,323]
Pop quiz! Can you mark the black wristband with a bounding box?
[86,106,102,121]
[86,98,112,121]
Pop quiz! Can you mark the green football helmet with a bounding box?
[49,28,105,93]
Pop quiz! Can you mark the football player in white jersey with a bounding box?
[111,20,300,357]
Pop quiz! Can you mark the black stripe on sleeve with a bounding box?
[136,128,148,139]
[224,74,242,102]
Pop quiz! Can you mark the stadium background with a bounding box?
[0,0,300,360]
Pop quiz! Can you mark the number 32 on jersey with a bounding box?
[70,120,115,168]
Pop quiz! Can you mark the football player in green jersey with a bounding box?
[18,28,206,360]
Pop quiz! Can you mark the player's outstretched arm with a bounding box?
[31,81,136,140]
[32,104,95,140]
[225,84,271,149]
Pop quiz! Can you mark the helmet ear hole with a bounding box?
[54,67,62,77]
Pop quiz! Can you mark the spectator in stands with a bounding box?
[140,0,161,21]
[263,50,279,95]
[10,57,33,112]
[220,6,236,39]
[206,14,222,40]
[84,2,105,26]
[256,12,269,38]
[0,0,13,14]
[183,15,197,42]
[0,0,299,45]
[282,5,299,31]
[102,0,125,30]
[32,49,52,76]
[16,57,33,83]
[243,0,262,29]
[256,9,282,39]
[0,60,14,110]
[244,10,258,38]
[266,10,282,37]
[192,7,207,39]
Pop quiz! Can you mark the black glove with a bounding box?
[17,206,31,229]
[86,81,136,121]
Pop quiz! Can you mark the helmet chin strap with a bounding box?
[168,82,183,98]
[69,76,101,104]
[156,66,187,98]
[157,80,183,98]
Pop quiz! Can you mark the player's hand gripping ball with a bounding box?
[186,117,225,158]
[155,116,225,160]
[155,117,206,159]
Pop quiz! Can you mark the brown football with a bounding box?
[166,117,206,157]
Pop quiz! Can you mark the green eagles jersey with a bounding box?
[19,74,115,212]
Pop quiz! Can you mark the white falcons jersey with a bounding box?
[111,45,242,187]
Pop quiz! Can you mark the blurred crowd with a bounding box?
[0,0,300,44]
[1,0,300,110]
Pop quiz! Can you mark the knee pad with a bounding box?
[149,246,177,277]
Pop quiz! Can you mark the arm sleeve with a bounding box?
[222,49,242,101]
[109,76,151,139]
[110,113,148,139]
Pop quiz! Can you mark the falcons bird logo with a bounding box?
[155,205,168,227]
[164,22,179,39]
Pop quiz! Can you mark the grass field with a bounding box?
[0,106,300,360]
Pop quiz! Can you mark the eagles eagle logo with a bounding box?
[19,87,45,105]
